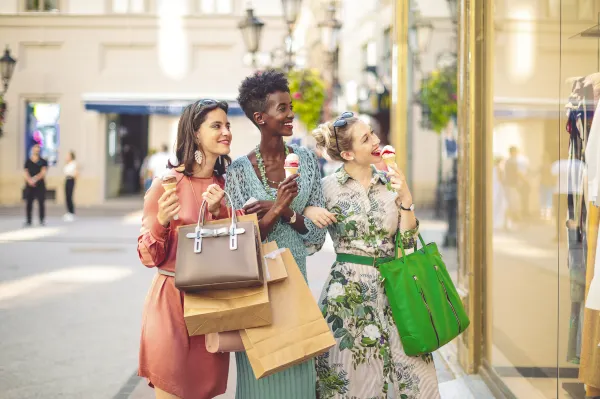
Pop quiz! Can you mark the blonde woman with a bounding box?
[304,112,440,399]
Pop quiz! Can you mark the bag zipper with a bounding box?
[413,276,440,348]
[434,265,462,332]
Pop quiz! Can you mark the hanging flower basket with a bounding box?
[287,68,326,131]
[418,66,457,134]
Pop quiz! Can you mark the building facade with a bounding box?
[0,0,288,205]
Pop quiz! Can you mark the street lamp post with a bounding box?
[238,8,265,69]
[281,0,302,72]
[0,46,17,138]
[446,0,458,24]
[443,0,459,247]
[0,46,17,95]
[319,1,342,121]
[281,0,302,32]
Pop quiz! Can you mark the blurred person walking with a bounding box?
[23,143,48,227]
[539,153,555,221]
[503,146,527,228]
[140,148,157,193]
[63,150,78,222]
[148,144,170,179]
[493,156,508,230]
[137,100,233,399]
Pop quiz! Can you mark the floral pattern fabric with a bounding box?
[316,166,440,399]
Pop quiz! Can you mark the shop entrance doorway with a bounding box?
[105,114,149,199]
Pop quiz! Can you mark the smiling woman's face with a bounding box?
[258,91,295,137]
[344,120,381,166]
[196,108,232,157]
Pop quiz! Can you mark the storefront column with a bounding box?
[391,0,409,173]
[455,0,494,374]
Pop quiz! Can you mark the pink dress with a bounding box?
[137,171,230,399]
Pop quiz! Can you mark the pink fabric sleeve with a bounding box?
[137,179,171,268]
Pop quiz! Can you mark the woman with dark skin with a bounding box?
[225,70,330,399]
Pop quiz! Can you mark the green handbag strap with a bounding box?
[394,231,427,258]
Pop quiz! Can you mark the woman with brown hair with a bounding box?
[137,100,233,399]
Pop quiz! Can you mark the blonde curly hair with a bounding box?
[311,116,360,162]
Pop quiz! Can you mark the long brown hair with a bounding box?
[168,100,231,177]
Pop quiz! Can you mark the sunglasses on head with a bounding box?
[193,99,227,112]
[332,112,354,153]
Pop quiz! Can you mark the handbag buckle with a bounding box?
[192,226,202,253]
[230,225,238,250]
[228,224,246,250]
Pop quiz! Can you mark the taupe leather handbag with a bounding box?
[174,192,264,293]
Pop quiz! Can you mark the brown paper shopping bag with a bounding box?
[262,241,288,283]
[183,218,271,336]
[184,280,271,336]
[204,241,288,352]
[240,249,336,379]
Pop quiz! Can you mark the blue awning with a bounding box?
[84,100,244,116]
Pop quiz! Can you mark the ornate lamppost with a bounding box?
[0,46,17,95]
[238,7,265,69]
[443,0,459,247]
[0,46,17,138]
[280,0,303,72]
[318,1,342,121]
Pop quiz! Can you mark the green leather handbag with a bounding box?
[378,233,470,356]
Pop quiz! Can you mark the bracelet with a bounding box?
[288,210,297,224]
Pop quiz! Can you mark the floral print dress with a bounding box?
[316,166,440,399]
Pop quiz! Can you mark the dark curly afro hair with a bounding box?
[237,69,290,126]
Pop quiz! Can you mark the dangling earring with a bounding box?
[194,149,204,165]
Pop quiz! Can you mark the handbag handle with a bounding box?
[196,190,238,228]
[394,231,427,259]
[186,191,246,253]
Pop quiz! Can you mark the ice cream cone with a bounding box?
[381,145,397,169]
[284,153,300,178]
[382,157,396,168]
[284,167,298,178]
[161,176,179,220]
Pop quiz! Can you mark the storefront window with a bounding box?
[485,1,600,397]
[25,102,60,167]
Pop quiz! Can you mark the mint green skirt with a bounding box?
[235,352,316,399]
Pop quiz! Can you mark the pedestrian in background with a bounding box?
[137,100,233,399]
[23,143,48,227]
[63,150,78,222]
[148,143,170,179]
[140,148,156,193]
